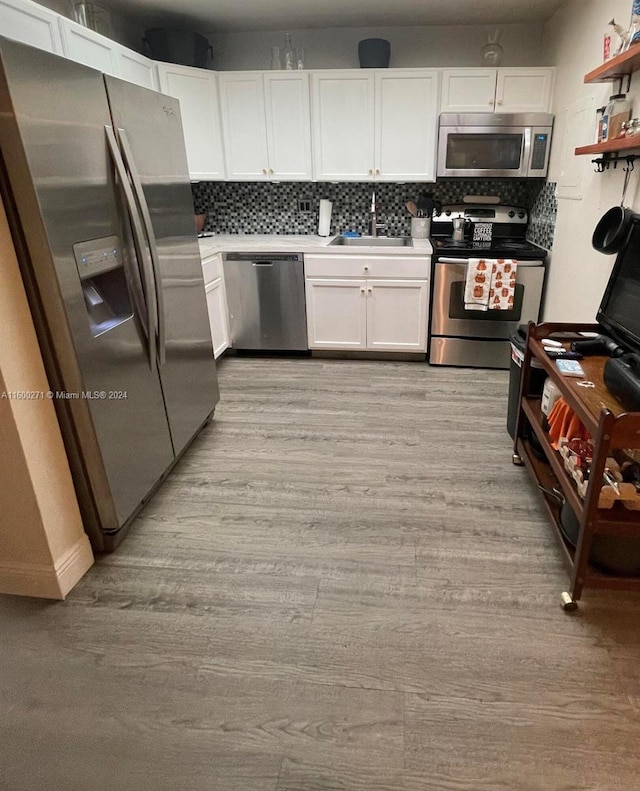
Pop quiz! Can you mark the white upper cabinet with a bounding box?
[116,46,158,91]
[441,68,554,113]
[0,0,64,54]
[264,73,312,180]
[58,18,119,74]
[311,72,375,181]
[440,69,497,112]
[157,63,226,181]
[375,70,439,182]
[312,70,439,182]
[1,0,159,90]
[495,68,554,113]
[218,73,270,180]
[219,72,312,181]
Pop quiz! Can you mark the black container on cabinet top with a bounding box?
[143,29,213,69]
[358,38,391,68]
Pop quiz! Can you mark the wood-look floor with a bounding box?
[2,357,640,791]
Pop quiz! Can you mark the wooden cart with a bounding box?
[514,322,640,610]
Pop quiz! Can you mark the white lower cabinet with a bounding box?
[305,255,430,352]
[202,253,230,359]
[366,280,429,351]
[306,278,368,349]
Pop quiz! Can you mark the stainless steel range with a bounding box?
[428,204,547,369]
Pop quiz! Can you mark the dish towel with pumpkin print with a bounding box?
[489,259,518,311]
[464,258,492,311]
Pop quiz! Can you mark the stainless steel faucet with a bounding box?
[369,191,385,237]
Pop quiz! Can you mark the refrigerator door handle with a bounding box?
[105,124,157,373]
[117,128,167,367]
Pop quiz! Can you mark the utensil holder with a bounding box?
[411,218,430,239]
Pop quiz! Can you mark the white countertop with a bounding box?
[198,234,433,257]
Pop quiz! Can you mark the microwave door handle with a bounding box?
[105,125,157,373]
[116,128,166,367]
[522,128,532,177]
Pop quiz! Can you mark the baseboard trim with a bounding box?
[0,535,93,600]
[312,350,426,362]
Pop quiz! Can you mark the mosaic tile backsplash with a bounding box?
[527,181,557,251]
[192,179,556,249]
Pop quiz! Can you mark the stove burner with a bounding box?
[498,241,532,250]
[432,236,546,259]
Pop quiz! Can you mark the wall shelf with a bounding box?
[584,44,640,84]
[575,137,640,156]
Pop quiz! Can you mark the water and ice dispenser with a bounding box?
[73,236,133,336]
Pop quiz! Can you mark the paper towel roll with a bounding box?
[318,199,332,236]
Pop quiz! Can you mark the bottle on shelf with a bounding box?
[596,106,605,143]
[602,93,632,142]
[282,32,294,70]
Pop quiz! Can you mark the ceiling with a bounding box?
[98,0,566,33]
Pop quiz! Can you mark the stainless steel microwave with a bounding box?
[437,113,553,178]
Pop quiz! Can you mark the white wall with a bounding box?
[542,0,640,322]
[208,23,547,71]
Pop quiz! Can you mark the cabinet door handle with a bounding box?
[375,168,380,175]
[364,266,369,271]
[368,168,373,176]
[368,287,372,293]
[262,168,268,175]
[269,168,274,174]
[497,99,503,106]
[360,287,365,293]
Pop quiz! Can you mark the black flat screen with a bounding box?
[597,217,640,352]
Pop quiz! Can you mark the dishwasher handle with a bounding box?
[223,252,304,263]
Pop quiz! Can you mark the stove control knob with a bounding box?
[445,210,451,216]
[518,211,525,219]
[508,210,515,218]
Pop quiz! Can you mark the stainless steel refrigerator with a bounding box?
[0,37,220,551]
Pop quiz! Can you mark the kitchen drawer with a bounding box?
[202,252,223,285]
[304,254,430,280]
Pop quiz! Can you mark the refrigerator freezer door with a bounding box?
[104,76,220,454]
[0,39,175,544]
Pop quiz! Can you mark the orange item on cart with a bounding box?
[546,397,591,450]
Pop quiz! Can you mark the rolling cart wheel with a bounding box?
[512,453,523,466]
[560,592,578,612]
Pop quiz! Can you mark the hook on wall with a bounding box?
[592,153,640,173]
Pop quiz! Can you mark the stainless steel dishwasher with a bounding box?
[222,252,307,350]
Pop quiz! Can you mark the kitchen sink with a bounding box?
[329,236,413,247]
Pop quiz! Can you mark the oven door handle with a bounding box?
[436,257,544,268]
